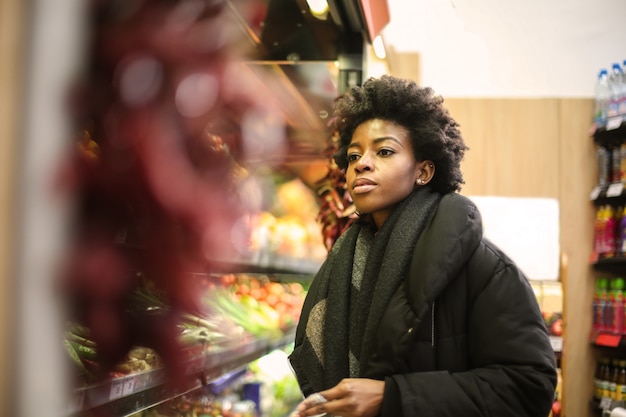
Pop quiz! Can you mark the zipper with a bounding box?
[431,300,436,347]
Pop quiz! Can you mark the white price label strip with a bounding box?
[607,183,624,197]
[549,336,563,352]
[607,116,623,131]
[122,377,136,396]
[109,379,125,401]
[590,187,601,200]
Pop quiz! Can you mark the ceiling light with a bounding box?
[306,0,329,18]
[372,35,386,60]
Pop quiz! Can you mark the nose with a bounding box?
[355,151,373,172]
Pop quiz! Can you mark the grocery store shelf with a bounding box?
[592,117,626,147]
[591,256,626,274]
[590,329,626,349]
[208,252,323,275]
[69,329,296,417]
[589,183,626,206]
[550,335,563,354]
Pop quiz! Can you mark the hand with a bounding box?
[291,378,384,417]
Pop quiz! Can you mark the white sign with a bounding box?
[468,196,560,281]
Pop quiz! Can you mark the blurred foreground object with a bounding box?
[56,0,291,397]
[314,132,356,251]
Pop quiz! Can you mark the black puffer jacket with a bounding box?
[365,193,557,417]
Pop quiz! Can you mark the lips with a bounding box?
[352,178,377,194]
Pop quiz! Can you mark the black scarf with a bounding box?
[289,187,442,396]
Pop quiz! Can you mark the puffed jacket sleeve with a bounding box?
[381,241,557,417]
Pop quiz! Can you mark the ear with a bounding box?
[415,160,435,186]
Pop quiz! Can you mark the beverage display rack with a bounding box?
[590,118,626,416]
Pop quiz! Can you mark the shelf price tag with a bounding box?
[549,336,563,352]
[109,379,125,401]
[590,187,601,200]
[596,333,621,348]
[600,396,612,409]
[122,377,136,396]
[606,183,624,198]
[607,116,623,131]
[69,389,85,412]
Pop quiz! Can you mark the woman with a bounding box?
[288,75,557,417]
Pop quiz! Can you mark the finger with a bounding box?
[301,392,327,409]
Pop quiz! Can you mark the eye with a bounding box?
[347,152,360,163]
[378,148,395,157]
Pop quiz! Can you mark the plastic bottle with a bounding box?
[595,206,607,256]
[602,357,614,402]
[604,206,617,258]
[621,60,626,116]
[595,69,611,128]
[594,278,607,332]
[613,278,625,334]
[597,358,606,401]
[614,147,623,183]
[619,143,626,183]
[617,360,626,404]
[611,358,620,401]
[616,207,626,256]
[596,278,610,332]
[605,278,616,331]
[596,207,607,257]
[608,63,625,119]
[599,146,610,187]
[612,358,621,401]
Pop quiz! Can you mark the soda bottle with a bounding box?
[596,358,605,401]
[595,69,611,128]
[614,148,623,183]
[613,277,625,334]
[615,207,624,254]
[595,206,607,257]
[598,147,610,187]
[593,279,602,332]
[619,209,626,257]
[602,357,613,402]
[608,63,625,119]
[621,60,626,116]
[620,144,626,184]
[604,206,616,258]
[605,279,616,332]
[595,278,610,332]
[611,358,620,401]
[617,360,626,405]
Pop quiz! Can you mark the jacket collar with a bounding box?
[406,193,483,317]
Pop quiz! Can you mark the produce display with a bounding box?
[205,274,305,339]
[65,274,306,386]
[246,177,328,262]
[122,348,302,417]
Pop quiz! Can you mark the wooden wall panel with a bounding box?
[444,98,561,198]
[558,98,596,417]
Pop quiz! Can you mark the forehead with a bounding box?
[351,119,410,142]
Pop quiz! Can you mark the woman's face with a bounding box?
[346,118,427,228]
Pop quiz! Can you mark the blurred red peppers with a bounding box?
[56,0,279,402]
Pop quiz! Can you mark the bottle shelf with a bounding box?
[590,183,626,205]
[69,329,296,416]
[592,256,626,274]
[592,117,626,147]
[590,329,626,349]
